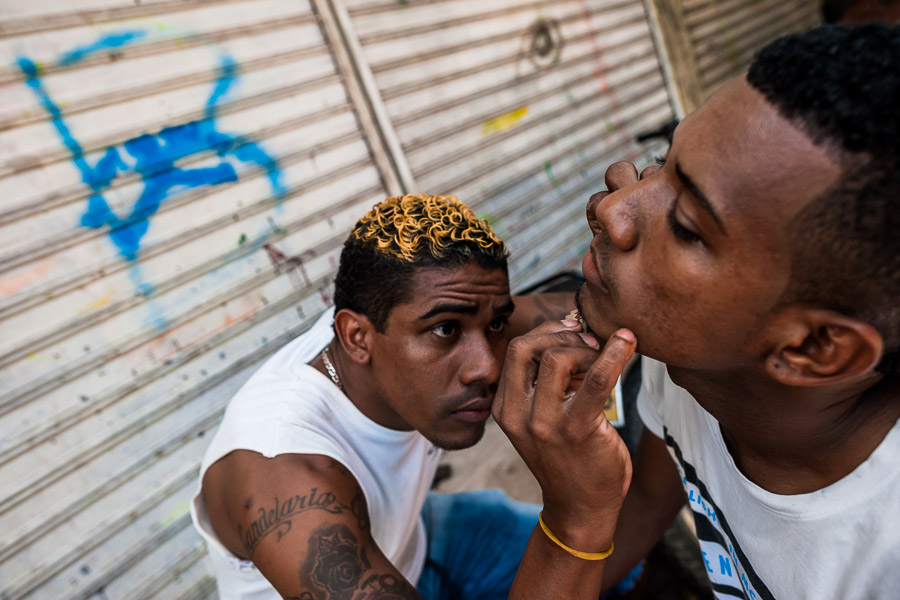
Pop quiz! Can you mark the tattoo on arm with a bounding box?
[531,294,574,327]
[326,460,370,531]
[356,572,419,599]
[299,523,419,600]
[351,491,370,531]
[329,458,352,477]
[239,488,349,556]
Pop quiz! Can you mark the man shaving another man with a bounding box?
[495,23,900,599]
[192,22,900,600]
[191,194,643,599]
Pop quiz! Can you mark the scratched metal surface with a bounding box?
[682,0,820,100]
[0,0,390,598]
[0,0,671,598]
[343,0,673,292]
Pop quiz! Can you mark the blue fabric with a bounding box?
[416,489,642,600]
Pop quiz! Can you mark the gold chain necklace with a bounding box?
[320,346,344,392]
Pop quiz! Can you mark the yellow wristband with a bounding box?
[538,511,614,561]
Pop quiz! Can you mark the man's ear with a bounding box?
[764,307,883,386]
[333,309,375,365]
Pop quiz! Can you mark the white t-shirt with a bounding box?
[637,357,900,600]
[190,310,442,600]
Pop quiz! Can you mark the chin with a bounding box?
[427,423,486,451]
[575,286,611,340]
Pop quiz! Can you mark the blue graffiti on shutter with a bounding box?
[17,31,286,262]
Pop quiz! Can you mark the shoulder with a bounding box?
[636,357,669,438]
[637,358,709,439]
[198,374,339,480]
[638,357,669,402]
[202,450,366,560]
[229,310,336,405]
[198,450,426,599]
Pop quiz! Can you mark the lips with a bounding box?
[581,246,610,297]
[566,307,595,338]
[451,397,492,423]
[454,397,491,413]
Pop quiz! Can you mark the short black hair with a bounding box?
[333,195,509,332]
[747,24,900,372]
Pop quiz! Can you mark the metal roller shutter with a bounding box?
[0,0,675,597]
[684,0,821,100]
[339,0,674,290]
[0,1,394,597]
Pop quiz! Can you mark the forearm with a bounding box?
[600,432,687,592]
[509,478,682,599]
[494,322,638,599]
[509,293,576,337]
[207,452,425,599]
[510,517,617,600]
[508,487,682,599]
[599,483,684,591]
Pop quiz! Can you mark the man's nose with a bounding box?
[459,334,502,387]
[586,161,641,252]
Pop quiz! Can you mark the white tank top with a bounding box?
[191,310,441,599]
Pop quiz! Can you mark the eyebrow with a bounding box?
[675,163,727,235]
[495,300,515,316]
[418,300,515,321]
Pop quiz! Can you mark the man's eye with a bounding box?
[667,204,704,245]
[488,318,507,333]
[432,323,457,338]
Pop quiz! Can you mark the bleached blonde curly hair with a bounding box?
[333,194,508,331]
[351,194,505,262]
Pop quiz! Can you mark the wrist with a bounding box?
[539,506,621,553]
[538,511,615,560]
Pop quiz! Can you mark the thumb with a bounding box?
[578,329,636,413]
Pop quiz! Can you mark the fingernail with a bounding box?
[613,328,636,343]
[561,319,579,327]
[578,333,599,348]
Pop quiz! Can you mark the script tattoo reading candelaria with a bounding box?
[241,487,348,555]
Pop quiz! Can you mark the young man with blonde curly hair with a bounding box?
[191,194,618,600]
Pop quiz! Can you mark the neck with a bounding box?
[669,367,900,494]
[315,340,357,398]
[311,341,411,430]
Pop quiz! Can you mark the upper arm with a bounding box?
[627,357,683,513]
[628,428,685,514]
[201,451,423,599]
[508,292,575,338]
[599,429,687,590]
